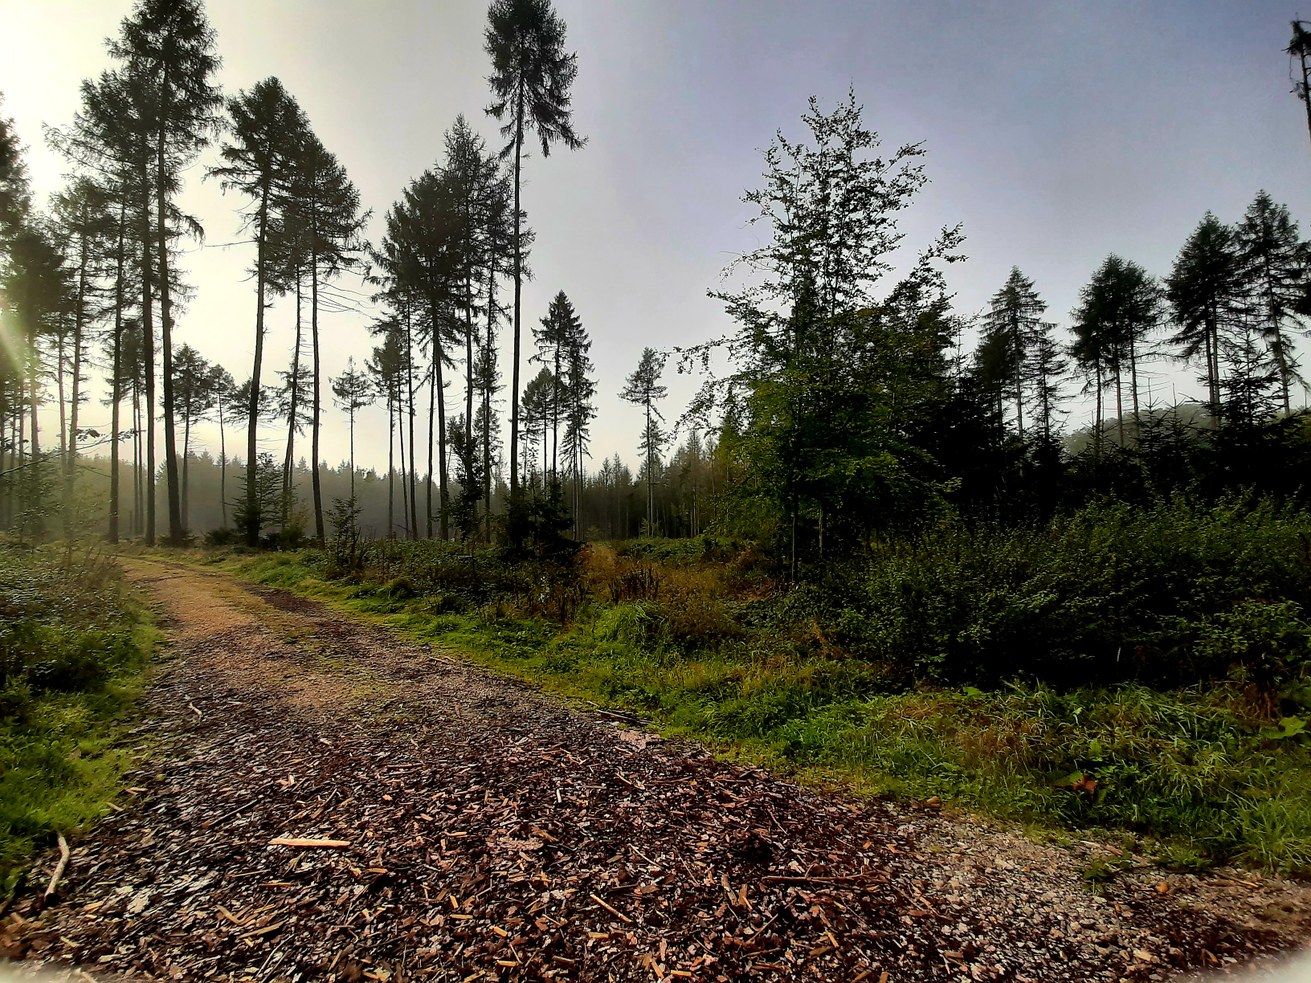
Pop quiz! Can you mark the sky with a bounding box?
[1,0,1309,478]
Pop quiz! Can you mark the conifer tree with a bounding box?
[1071,255,1160,445]
[620,347,668,536]
[332,357,374,501]
[484,0,585,515]
[980,267,1048,439]
[111,0,223,543]
[289,129,367,541]
[1234,191,1309,412]
[211,78,306,545]
[1167,213,1245,421]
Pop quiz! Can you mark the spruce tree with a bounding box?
[484,0,585,517]
[211,78,306,545]
[111,0,223,543]
[1234,191,1309,412]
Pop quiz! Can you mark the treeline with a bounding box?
[666,87,1311,574]
[0,0,588,548]
[3,4,1311,560]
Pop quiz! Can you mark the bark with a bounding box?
[508,82,524,500]
[109,201,126,544]
[158,70,184,543]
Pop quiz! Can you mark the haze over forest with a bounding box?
[1,0,1308,488]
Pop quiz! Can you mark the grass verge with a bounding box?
[0,545,158,900]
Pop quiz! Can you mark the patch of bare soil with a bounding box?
[2,558,1308,981]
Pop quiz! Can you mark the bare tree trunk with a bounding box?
[436,327,449,541]
[138,166,157,546]
[508,89,524,501]
[109,202,126,544]
[218,396,227,528]
[405,310,418,541]
[157,79,183,544]
[247,176,270,545]
[310,242,324,542]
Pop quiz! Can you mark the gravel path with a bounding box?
[2,557,1308,981]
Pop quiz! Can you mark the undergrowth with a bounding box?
[208,494,1311,875]
[0,543,156,899]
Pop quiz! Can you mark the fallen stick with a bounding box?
[268,837,352,849]
[39,834,71,910]
[589,892,634,924]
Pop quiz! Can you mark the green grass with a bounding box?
[0,546,158,899]
[214,545,1311,876]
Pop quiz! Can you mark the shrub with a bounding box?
[836,495,1311,689]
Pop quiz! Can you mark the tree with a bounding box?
[1071,255,1161,447]
[50,178,113,541]
[484,0,585,515]
[367,326,405,537]
[979,267,1049,439]
[48,67,153,545]
[208,364,236,528]
[1234,191,1308,412]
[171,342,215,529]
[288,128,367,542]
[211,77,306,545]
[1167,213,1245,421]
[560,311,595,535]
[1289,21,1311,155]
[0,93,30,239]
[619,347,668,536]
[274,358,313,521]
[331,357,374,501]
[697,91,963,572]
[532,290,582,484]
[521,366,552,486]
[2,220,69,538]
[377,169,461,539]
[111,0,223,543]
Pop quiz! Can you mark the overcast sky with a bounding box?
[1,0,1308,476]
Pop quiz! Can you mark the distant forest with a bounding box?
[3,2,1311,564]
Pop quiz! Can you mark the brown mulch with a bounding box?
[2,558,1308,982]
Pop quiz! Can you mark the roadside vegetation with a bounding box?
[0,543,155,899]
[206,491,1311,876]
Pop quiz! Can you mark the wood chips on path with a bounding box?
[2,557,1309,982]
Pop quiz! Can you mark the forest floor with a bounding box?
[1,557,1309,982]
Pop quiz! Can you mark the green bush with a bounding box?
[835,496,1311,689]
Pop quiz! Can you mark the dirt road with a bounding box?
[3,558,1308,981]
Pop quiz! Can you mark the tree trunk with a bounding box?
[139,161,157,546]
[508,83,524,502]
[157,77,184,543]
[405,311,418,540]
[247,178,270,546]
[218,396,227,528]
[182,414,191,530]
[284,277,303,521]
[348,405,356,501]
[66,244,87,545]
[387,389,395,536]
[310,234,324,542]
[427,360,435,539]
[484,261,495,541]
[109,200,126,544]
[133,376,142,536]
[433,301,449,540]
[398,388,410,537]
